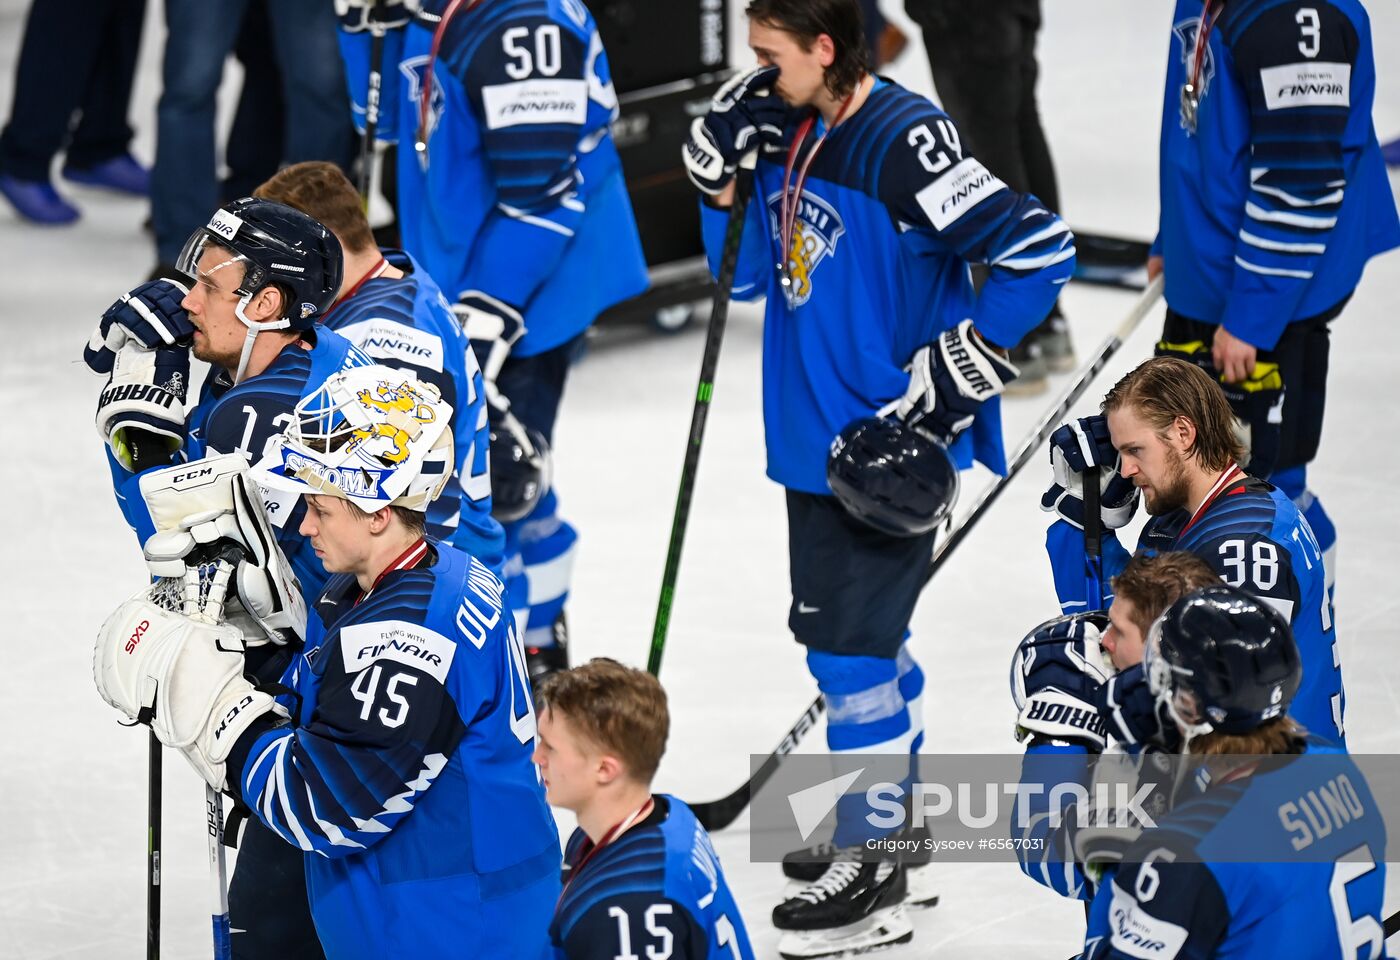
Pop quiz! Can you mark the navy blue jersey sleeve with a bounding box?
[561,892,709,960]
[1085,848,1230,959]
[1014,742,1094,900]
[447,7,592,307]
[1220,1,1359,349]
[1045,518,1130,614]
[229,578,470,857]
[876,112,1076,349]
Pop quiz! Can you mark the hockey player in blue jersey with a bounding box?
[682,0,1073,949]
[336,0,649,681]
[535,658,755,960]
[1009,586,1386,958]
[252,160,505,569]
[94,365,561,959]
[1043,357,1346,746]
[1010,551,1221,900]
[83,196,373,959]
[1147,0,1400,604]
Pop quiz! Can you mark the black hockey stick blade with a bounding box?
[1385,908,1400,939]
[686,277,1166,832]
[690,696,826,831]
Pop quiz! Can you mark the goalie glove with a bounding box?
[95,340,190,472]
[1010,612,1113,752]
[896,320,1019,445]
[1040,416,1140,530]
[93,579,285,791]
[140,454,307,647]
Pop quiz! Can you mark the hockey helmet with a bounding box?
[176,197,343,332]
[1144,584,1301,740]
[251,364,454,513]
[490,420,551,524]
[827,416,959,537]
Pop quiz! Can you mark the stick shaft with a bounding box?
[648,170,756,676]
[690,276,1165,830]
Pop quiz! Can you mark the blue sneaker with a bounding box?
[63,153,150,196]
[0,174,80,224]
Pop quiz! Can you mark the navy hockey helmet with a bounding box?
[1145,583,1301,739]
[827,416,959,537]
[490,422,552,524]
[176,197,343,332]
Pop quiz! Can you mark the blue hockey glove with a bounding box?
[85,279,195,374]
[334,0,414,32]
[95,340,190,471]
[1040,416,1139,530]
[1010,612,1112,751]
[895,319,1019,444]
[683,66,786,195]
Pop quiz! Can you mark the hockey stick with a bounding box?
[648,154,758,677]
[1083,461,1104,606]
[184,556,238,960]
[689,276,1166,832]
[1385,909,1400,938]
[357,10,387,204]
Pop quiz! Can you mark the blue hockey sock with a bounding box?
[807,649,913,847]
[1272,465,1337,593]
[505,490,578,648]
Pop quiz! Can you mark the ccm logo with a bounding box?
[125,620,150,653]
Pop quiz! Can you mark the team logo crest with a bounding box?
[350,380,439,465]
[401,55,445,160]
[1173,17,1216,134]
[767,190,846,308]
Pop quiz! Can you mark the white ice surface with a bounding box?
[0,0,1397,956]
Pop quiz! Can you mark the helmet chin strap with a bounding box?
[232,292,292,384]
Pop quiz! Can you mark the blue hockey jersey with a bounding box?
[700,79,1075,493]
[551,796,755,960]
[338,0,648,356]
[322,248,505,566]
[1155,0,1399,348]
[107,327,373,602]
[1082,744,1386,959]
[1048,469,1344,744]
[227,542,561,959]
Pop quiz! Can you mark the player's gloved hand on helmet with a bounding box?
[453,290,525,412]
[1041,415,1139,531]
[683,65,787,195]
[140,454,308,647]
[1010,612,1112,752]
[895,319,1019,445]
[95,340,190,472]
[334,0,415,32]
[85,279,195,374]
[94,581,284,791]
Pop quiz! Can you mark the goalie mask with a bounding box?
[251,366,454,513]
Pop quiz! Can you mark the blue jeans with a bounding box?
[152,0,352,262]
